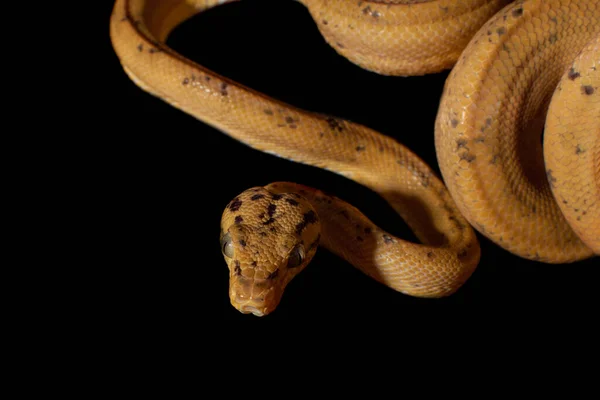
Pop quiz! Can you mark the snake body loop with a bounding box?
[435,0,599,262]
[110,0,599,315]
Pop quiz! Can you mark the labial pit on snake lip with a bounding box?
[110,0,599,316]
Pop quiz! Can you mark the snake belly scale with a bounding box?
[110,0,599,316]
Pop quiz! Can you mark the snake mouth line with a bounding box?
[240,306,265,316]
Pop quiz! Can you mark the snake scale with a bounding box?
[110,0,599,316]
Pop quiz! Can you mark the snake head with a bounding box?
[220,185,321,316]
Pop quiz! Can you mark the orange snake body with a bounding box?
[110,0,599,316]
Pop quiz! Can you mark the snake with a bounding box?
[110,0,599,316]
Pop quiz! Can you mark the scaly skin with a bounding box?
[435,0,599,262]
[110,0,598,315]
[544,35,600,253]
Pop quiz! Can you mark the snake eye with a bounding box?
[221,233,234,258]
[287,244,305,268]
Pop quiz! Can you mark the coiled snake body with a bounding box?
[110,0,599,316]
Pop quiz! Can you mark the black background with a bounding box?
[101,0,597,326]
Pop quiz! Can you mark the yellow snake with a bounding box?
[110,0,599,316]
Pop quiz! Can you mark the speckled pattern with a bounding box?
[544,35,600,253]
[110,0,598,316]
[221,184,321,316]
[435,0,599,263]
[301,0,511,75]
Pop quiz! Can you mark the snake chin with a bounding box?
[240,306,265,317]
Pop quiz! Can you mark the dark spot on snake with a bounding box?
[383,234,393,244]
[340,210,350,220]
[550,16,557,23]
[267,269,279,280]
[234,262,242,276]
[235,215,243,224]
[568,68,580,80]
[267,203,277,218]
[449,215,466,230]
[251,194,265,201]
[336,42,345,49]
[549,34,558,44]
[322,19,328,25]
[574,208,579,212]
[258,212,265,219]
[486,117,492,127]
[220,82,228,96]
[451,119,459,128]
[582,85,594,95]
[490,154,500,165]
[583,211,587,215]
[182,77,189,85]
[379,146,384,152]
[427,252,434,258]
[356,236,364,242]
[229,197,242,211]
[285,116,294,124]
[575,145,585,155]
[270,227,277,232]
[487,30,492,35]
[149,48,161,54]
[459,152,476,163]
[137,43,143,52]
[512,7,523,17]
[289,124,297,129]
[120,16,127,22]
[326,117,344,132]
[456,139,468,149]
[563,200,568,204]
[356,145,366,152]
[458,249,468,258]
[272,194,282,201]
[296,210,318,234]
[205,76,211,81]
[251,261,258,267]
[259,232,268,237]
[319,132,325,138]
[239,239,246,247]
[546,169,557,187]
[577,216,582,221]
[496,27,506,36]
[474,136,485,143]
[264,109,274,115]
[439,6,448,13]
[362,6,371,15]
[263,218,275,225]
[285,198,299,206]
[397,159,405,166]
[531,206,536,214]
[364,227,372,234]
